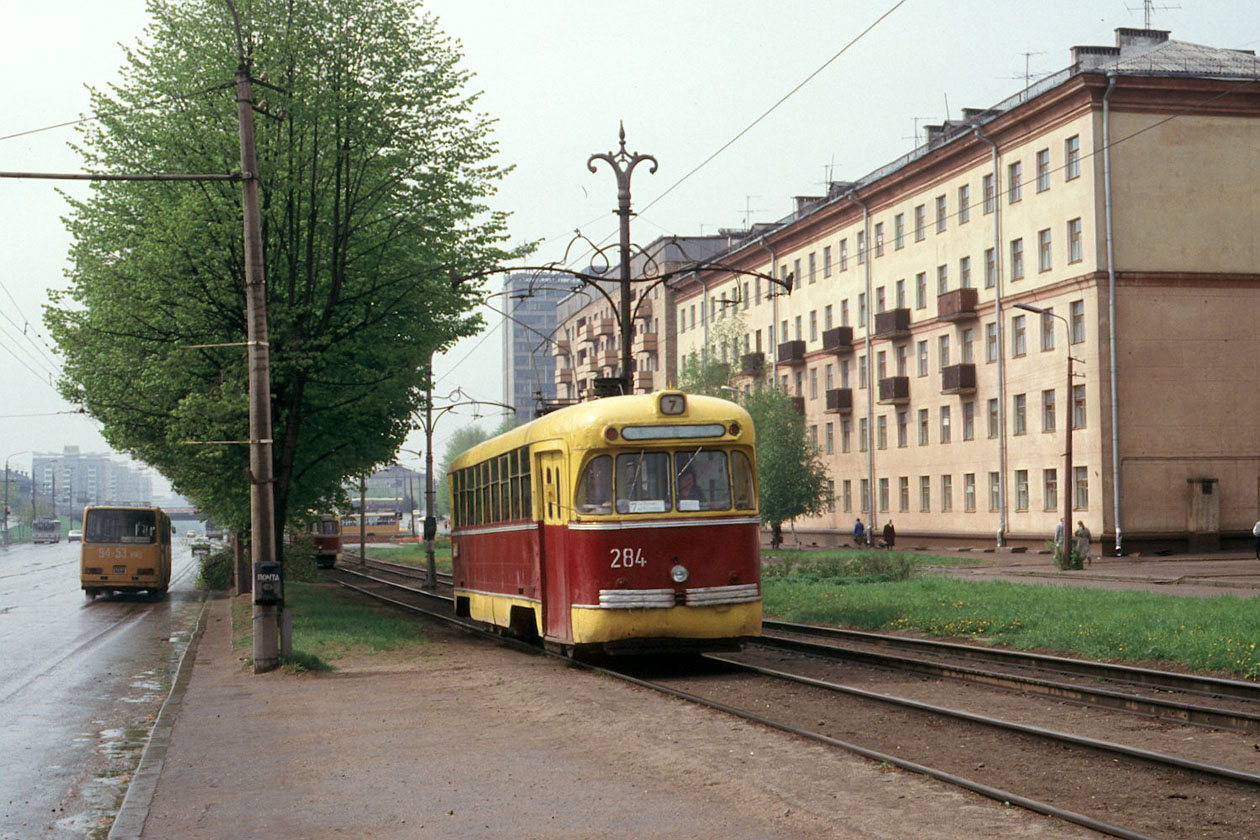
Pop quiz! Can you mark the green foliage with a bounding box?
[762,550,914,584]
[762,575,1260,677]
[197,546,235,590]
[45,0,517,543]
[743,386,830,533]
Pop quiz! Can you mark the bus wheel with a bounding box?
[84,589,98,600]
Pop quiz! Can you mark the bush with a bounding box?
[197,534,319,591]
[197,547,235,590]
[763,550,914,584]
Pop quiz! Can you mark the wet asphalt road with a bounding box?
[0,539,204,839]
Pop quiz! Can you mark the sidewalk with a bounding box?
[114,594,1099,840]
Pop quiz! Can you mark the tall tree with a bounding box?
[45,0,514,546]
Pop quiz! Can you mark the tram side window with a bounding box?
[515,447,532,519]
[731,451,756,510]
[615,451,671,514]
[576,455,612,515]
[674,450,732,511]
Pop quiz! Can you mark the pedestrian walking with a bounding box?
[853,518,866,547]
[1074,520,1091,566]
[882,520,896,550]
[1252,517,1260,560]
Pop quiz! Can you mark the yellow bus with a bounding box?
[81,505,173,599]
[339,512,400,542]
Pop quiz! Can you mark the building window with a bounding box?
[1010,237,1025,280]
[841,299,850,327]
[937,264,948,296]
[809,367,818,399]
[989,471,1001,511]
[1013,393,1027,435]
[823,245,832,277]
[857,230,866,264]
[861,478,870,513]
[939,405,951,444]
[985,321,998,363]
[874,223,885,258]
[984,247,996,289]
[794,315,802,341]
[1040,309,1056,351]
[1044,468,1058,510]
[826,480,836,512]
[941,474,953,512]
[919,475,931,512]
[858,417,868,452]
[964,473,977,511]
[877,415,888,450]
[843,479,852,512]
[894,214,905,249]
[858,354,867,388]
[958,184,971,224]
[983,173,995,214]
[825,422,834,454]
[1073,383,1087,429]
[959,255,972,289]
[962,401,975,440]
[1070,300,1085,344]
[1042,389,1056,432]
[824,305,834,332]
[895,278,906,309]
[1068,217,1083,263]
[841,359,851,388]
[876,286,886,314]
[899,476,910,512]
[938,334,951,369]
[879,477,890,513]
[858,293,867,325]
[896,343,909,376]
[1074,465,1089,509]
[1015,469,1029,511]
[1011,314,1027,357]
[1065,135,1081,180]
[809,310,818,343]
[916,340,929,377]
[1036,148,1050,192]
[917,408,929,445]
[842,418,852,452]
[961,328,974,364]
[935,194,947,233]
[897,410,908,447]
[809,424,818,450]
[1038,228,1052,272]
[914,204,926,240]
[915,272,927,309]
[987,397,999,438]
[1008,161,1022,203]
[839,239,849,271]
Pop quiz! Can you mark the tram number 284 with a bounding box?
[609,547,646,568]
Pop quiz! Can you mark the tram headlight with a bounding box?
[670,564,689,583]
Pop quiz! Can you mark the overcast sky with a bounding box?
[2,0,1256,489]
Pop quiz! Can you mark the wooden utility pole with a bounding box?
[233,56,282,672]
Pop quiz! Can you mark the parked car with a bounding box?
[67,529,82,542]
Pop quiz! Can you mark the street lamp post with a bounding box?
[588,124,657,391]
[1014,302,1077,567]
[4,451,31,546]
[399,448,425,541]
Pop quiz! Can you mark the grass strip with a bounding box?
[763,574,1260,678]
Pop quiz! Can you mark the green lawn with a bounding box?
[362,541,452,572]
[763,572,1260,678]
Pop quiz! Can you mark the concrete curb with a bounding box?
[108,592,212,840]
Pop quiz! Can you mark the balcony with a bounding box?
[824,388,853,414]
[740,352,765,377]
[583,317,615,341]
[873,308,911,339]
[777,340,807,365]
[790,396,806,415]
[597,349,618,369]
[941,363,977,395]
[557,368,574,384]
[822,326,853,354]
[937,288,979,322]
[636,332,658,354]
[554,338,571,357]
[877,375,910,404]
[633,298,654,320]
[636,370,654,391]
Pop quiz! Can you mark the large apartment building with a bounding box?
[672,28,1260,550]
[31,446,153,514]
[501,272,570,420]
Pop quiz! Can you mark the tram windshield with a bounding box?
[85,509,157,544]
[574,447,756,515]
[310,518,340,535]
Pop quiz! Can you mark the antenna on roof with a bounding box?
[1126,0,1180,29]
[903,116,932,147]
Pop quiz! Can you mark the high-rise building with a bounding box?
[501,272,570,419]
[31,446,153,515]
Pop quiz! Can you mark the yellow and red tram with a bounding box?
[80,505,173,599]
[309,514,343,569]
[449,390,761,656]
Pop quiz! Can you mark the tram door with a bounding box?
[536,450,571,642]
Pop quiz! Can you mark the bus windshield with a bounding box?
[86,509,156,544]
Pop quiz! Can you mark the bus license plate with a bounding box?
[113,565,127,574]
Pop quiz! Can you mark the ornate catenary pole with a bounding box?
[588,124,657,390]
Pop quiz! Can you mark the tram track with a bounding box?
[326,558,1260,839]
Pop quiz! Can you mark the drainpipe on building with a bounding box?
[1103,72,1122,556]
[973,126,1008,547]
[846,192,877,533]
[757,237,777,383]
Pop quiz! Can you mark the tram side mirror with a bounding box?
[254,561,283,604]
